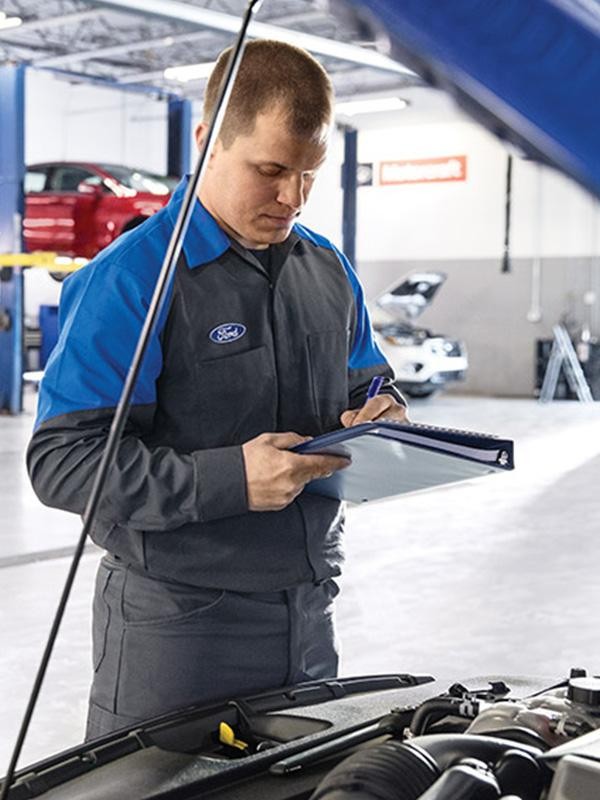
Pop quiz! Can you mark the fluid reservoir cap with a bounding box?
[568,676,600,706]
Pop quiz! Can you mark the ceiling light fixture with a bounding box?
[335,97,409,116]
[163,61,217,82]
[95,0,414,77]
[0,11,23,30]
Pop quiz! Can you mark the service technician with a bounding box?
[27,39,408,739]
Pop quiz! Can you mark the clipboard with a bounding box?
[292,421,514,503]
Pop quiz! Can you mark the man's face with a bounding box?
[196,106,330,249]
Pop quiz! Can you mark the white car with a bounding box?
[373,271,468,398]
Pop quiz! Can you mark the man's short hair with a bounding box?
[203,39,334,147]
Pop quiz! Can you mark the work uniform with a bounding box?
[27,178,403,737]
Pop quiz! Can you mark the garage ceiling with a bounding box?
[0,0,424,100]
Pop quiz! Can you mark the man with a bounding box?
[27,40,408,739]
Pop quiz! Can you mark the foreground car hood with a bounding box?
[4,672,564,800]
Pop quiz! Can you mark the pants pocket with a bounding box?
[92,565,114,672]
[121,567,226,626]
[116,589,289,719]
[90,559,127,715]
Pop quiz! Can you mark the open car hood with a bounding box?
[333,0,600,199]
[376,272,447,321]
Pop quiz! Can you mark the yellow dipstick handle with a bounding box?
[218,721,249,751]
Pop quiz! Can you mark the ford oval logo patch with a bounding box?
[209,322,247,344]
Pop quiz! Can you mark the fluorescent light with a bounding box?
[0,13,22,30]
[336,97,409,116]
[163,61,217,83]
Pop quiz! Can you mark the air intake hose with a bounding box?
[310,733,542,800]
[310,738,440,800]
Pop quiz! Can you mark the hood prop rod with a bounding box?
[0,2,262,796]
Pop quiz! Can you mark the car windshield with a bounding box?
[100,165,178,195]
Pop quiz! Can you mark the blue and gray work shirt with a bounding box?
[27,178,403,592]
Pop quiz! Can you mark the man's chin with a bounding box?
[252,224,294,245]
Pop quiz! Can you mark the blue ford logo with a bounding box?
[209,322,247,344]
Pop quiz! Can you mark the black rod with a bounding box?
[0,2,262,796]
[501,153,513,273]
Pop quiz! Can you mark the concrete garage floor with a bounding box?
[1,389,599,772]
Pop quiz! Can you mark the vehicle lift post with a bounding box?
[167,96,192,178]
[0,63,25,415]
[341,126,358,270]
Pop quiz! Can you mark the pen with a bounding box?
[366,375,384,400]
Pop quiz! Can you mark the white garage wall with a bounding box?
[296,126,344,246]
[356,118,600,262]
[25,70,168,173]
[353,116,600,396]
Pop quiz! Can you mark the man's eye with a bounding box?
[258,166,282,177]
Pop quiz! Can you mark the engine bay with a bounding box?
[310,669,600,800]
[8,670,600,799]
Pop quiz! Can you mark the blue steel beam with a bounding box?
[340,0,600,199]
[0,64,25,414]
[167,96,192,178]
[342,126,358,269]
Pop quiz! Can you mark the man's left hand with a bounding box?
[340,395,409,428]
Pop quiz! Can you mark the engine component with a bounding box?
[494,749,544,800]
[310,674,600,800]
[418,758,500,800]
[310,734,542,799]
[310,738,440,800]
[546,755,600,800]
[466,674,600,747]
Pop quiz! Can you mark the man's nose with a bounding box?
[277,175,304,211]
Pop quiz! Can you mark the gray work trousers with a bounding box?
[85,555,339,740]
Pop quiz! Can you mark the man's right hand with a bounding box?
[242,432,350,512]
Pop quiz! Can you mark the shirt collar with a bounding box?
[167,176,230,269]
[167,176,304,269]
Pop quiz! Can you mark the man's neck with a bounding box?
[198,192,269,250]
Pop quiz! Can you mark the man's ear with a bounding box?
[194,122,221,161]
[194,122,207,150]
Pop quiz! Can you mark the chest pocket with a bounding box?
[196,344,277,447]
[307,329,350,431]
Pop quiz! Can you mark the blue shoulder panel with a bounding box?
[35,210,173,428]
[35,178,232,429]
[294,223,388,370]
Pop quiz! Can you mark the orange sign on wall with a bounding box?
[379,155,468,186]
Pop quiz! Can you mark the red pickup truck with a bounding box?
[24,162,176,258]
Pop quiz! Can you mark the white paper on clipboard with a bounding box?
[293,421,514,503]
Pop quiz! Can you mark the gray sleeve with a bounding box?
[26,408,248,530]
[348,364,407,410]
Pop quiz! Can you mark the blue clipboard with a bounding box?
[292,421,514,504]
